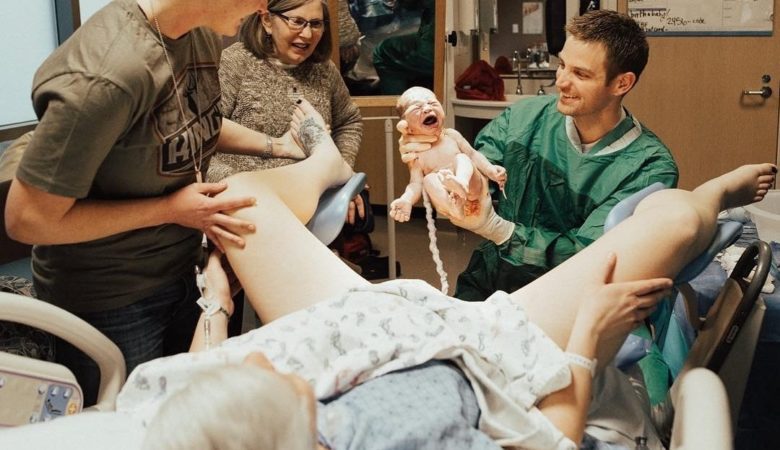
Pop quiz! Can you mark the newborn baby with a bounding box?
[390,87,506,221]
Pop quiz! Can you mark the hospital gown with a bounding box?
[116,279,576,450]
[456,95,678,301]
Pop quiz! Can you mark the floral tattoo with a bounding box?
[297,117,326,156]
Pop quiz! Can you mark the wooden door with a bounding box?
[620,0,780,189]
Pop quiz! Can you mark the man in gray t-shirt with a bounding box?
[5,0,286,405]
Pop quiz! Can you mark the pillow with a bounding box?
[0,131,33,182]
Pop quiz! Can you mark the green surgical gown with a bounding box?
[455,95,678,301]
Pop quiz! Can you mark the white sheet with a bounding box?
[0,411,144,449]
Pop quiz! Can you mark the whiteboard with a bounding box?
[627,0,774,35]
[0,2,58,127]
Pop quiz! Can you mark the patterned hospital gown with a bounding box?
[116,279,577,450]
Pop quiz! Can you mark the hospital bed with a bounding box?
[0,249,762,449]
[0,175,770,449]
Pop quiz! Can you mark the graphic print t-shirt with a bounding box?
[16,0,223,312]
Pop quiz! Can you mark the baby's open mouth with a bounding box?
[423,114,438,126]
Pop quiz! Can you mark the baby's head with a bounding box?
[396,87,445,136]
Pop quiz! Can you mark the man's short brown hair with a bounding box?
[566,10,649,84]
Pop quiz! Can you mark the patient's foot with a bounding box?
[291,99,352,184]
[291,99,328,157]
[697,163,777,210]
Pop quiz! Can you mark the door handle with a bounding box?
[742,86,773,98]
[446,30,457,47]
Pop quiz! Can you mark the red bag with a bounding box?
[455,60,505,101]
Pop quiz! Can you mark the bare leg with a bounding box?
[511,163,776,365]
[441,154,473,198]
[215,102,368,323]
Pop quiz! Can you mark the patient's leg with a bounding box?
[216,102,369,323]
[512,164,776,364]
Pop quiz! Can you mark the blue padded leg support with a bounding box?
[306,172,367,245]
[603,182,666,233]
[604,182,743,371]
[674,220,742,284]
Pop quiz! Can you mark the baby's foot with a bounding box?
[706,163,777,210]
[440,171,469,202]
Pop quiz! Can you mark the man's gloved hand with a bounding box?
[449,178,514,245]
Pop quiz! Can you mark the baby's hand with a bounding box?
[389,198,412,222]
[489,165,507,189]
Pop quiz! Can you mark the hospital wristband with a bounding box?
[564,352,597,378]
[206,305,230,319]
[196,297,231,319]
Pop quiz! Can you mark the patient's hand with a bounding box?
[575,253,672,343]
[204,250,235,317]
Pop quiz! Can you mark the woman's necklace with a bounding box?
[149,1,210,275]
[149,0,204,183]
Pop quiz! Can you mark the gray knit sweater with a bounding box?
[209,42,362,181]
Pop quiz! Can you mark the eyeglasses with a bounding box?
[272,12,328,32]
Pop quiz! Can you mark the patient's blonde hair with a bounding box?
[141,365,314,450]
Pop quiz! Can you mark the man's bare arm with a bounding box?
[5,177,256,247]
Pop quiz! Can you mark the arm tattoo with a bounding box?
[298,117,326,156]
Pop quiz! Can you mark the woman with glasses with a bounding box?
[210,0,363,207]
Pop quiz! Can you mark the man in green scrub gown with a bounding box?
[454,10,678,301]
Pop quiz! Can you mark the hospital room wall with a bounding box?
[347,0,447,205]
[618,0,780,190]
[3,1,778,195]
[352,0,780,202]
[0,0,103,142]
